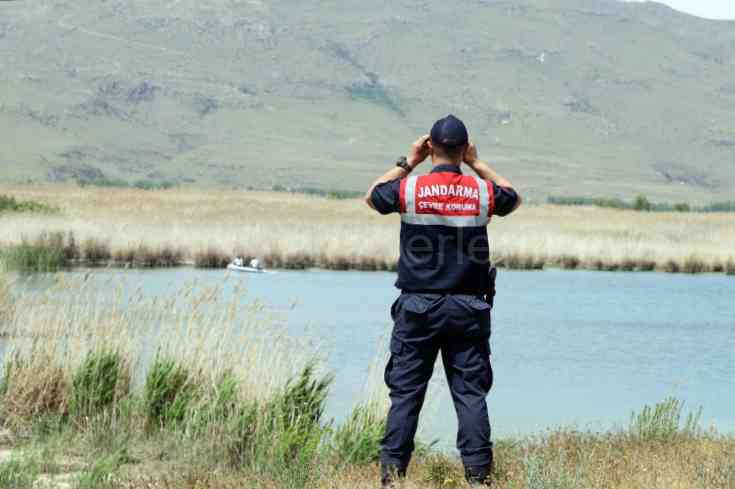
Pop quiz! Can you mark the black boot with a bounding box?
[381,463,406,488]
[464,464,491,486]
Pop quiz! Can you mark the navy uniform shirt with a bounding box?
[371,164,519,294]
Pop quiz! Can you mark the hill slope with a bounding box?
[1,0,734,200]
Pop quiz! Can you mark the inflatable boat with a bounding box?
[226,263,266,273]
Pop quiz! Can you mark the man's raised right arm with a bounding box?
[464,143,522,215]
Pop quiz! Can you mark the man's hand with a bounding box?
[365,134,430,211]
[463,142,479,166]
[463,142,517,190]
[407,135,431,168]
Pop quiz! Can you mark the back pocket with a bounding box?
[451,295,491,338]
[401,294,434,315]
[392,294,436,339]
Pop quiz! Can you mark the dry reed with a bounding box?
[0,185,733,274]
[0,274,306,430]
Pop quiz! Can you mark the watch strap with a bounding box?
[396,156,412,172]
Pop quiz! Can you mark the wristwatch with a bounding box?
[396,156,413,173]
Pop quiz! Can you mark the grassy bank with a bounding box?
[0,232,184,272]
[547,195,735,213]
[0,194,57,215]
[1,272,734,488]
[1,185,734,274]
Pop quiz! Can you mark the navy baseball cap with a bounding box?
[430,115,468,147]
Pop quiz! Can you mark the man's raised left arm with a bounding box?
[463,143,522,216]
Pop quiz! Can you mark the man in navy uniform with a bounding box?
[365,115,521,486]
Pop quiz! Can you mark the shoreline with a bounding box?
[2,238,733,276]
[5,258,735,276]
[2,185,734,276]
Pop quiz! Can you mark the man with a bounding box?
[365,115,521,486]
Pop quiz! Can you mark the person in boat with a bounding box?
[249,258,261,270]
[365,115,522,487]
[233,256,244,267]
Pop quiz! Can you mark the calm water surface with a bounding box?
[7,268,735,445]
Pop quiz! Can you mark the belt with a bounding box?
[401,289,484,297]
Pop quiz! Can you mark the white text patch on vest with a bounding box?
[417,184,479,200]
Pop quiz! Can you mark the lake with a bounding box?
[6,268,735,446]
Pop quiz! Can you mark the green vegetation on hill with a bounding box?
[548,195,735,213]
[77,178,178,190]
[1,0,735,201]
[270,184,363,200]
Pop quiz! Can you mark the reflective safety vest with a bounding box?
[395,169,496,294]
[399,172,495,227]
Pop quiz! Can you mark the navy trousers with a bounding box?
[381,292,494,474]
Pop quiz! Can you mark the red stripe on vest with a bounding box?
[414,173,483,217]
[487,182,495,218]
[399,178,407,213]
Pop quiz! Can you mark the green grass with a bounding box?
[270,184,363,200]
[70,351,129,421]
[143,355,197,430]
[76,451,128,489]
[702,201,735,213]
[422,453,466,488]
[270,363,331,434]
[331,402,385,466]
[132,180,177,191]
[1,341,733,488]
[0,446,62,489]
[547,195,735,213]
[76,179,177,190]
[0,195,57,215]
[0,233,187,271]
[0,347,380,488]
[0,274,14,326]
[0,458,38,489]
[629,397,702,442]
[227,363,334,485]
[523,450,585,489]
[0,232,71,272]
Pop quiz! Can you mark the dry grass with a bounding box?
[1,184,734,273]
[86,438,735,489]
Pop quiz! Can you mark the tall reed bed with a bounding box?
[2,185,734,275]
[0,274,312,414]
[0,231,185,272]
